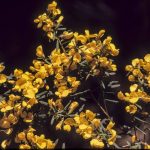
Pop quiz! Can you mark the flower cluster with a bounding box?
[118,54,150,115]
[0,1,119,149]
[0,63,7,84]
[117,54,150,148]
[1,0,149,149]
[14,126,55,149]
[55,108,117,149]
[125,54,150,85]
[34,1,63,40]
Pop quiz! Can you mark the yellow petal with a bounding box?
[106,121,115,130]
[63,125,71,132]
[0,74,7,84]
[144,54,150,62]
[0,64,5,73]
[36,45,45,58]
[90,139,104,149]
[64,118,75,126]
[125,105,137,114]
[130,84,138,92]
[1,140,10,149]
[5,128,13,135]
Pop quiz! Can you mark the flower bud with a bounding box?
[68,101,79,114]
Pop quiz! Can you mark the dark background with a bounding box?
[0,0,150,148]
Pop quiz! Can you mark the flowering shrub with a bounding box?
[0,1,149,149]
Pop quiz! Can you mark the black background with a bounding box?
[0,0,150,148]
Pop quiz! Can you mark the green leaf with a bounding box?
[110,84,120,88]
[79,97,86,102]
[51,116,55,125]
[62,143,65,149]
[38,114,47,118]
[55,139,59,145]
[101,81,105,89]
[39,101,48,106]
[57,27,66,31]
[104,99,119,103]
[56,40,59,50]
[79,104,85,112]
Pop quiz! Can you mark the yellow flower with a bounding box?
[5,128,13,135]
[67,76,76,84]
[131,135,136,143]
[0,64,5,72]
[36,136,47,149]
[79,124,88,130]
[103,36,112,44]
[130,84,138,92]
[0,119,10,129]
[57,16,64,24]
[90,139,104,149]
[1,140,10,149]
[132,58,139,67]
[9,94,21,101]
[61,31,74,39]
[64,118,75,126]
[106,121,115,130]
[127,97,139,104]
[22,112,33,123]
[132,69,142,77]
[75,34,87,44]
[8,113,17,124]
[144,54,150,62]
[46,140,56,149]
[85,30,97,39]
[55,86,71,98]
[68,101,79,114]
[18,132,26,141]
[0,74,7,84]
[82,133,92,139]
[128,75,135,82]
[117,91,125,100]
[47,32,54,40]
[85,110,96,121]
[144,143,150,149]
[55,73,64,80]
[143,63,150,71]
[22,101,27,107]
[0,100,13,113]
[125,105,137,114]
[91,118,101,128]
[26,132,34,141]
[109,43,119,56]
[14,69,23,78]
[48,2,61,16]
[125,65,133,72]
[56,119,63,130]
[108,129,117,145]
[48,99,55,108]
[48,1,57,11]
[68,39,76,49]
[28,98,38,108]
[23,86,38,99]
[73,52,81,63]
[45,85,50,90]
[111,64,117,71]
[74,115,80,124]
[63,125,71,132]
[36,45,45,58]
[98,29,105,37]
[19,144,31,149]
